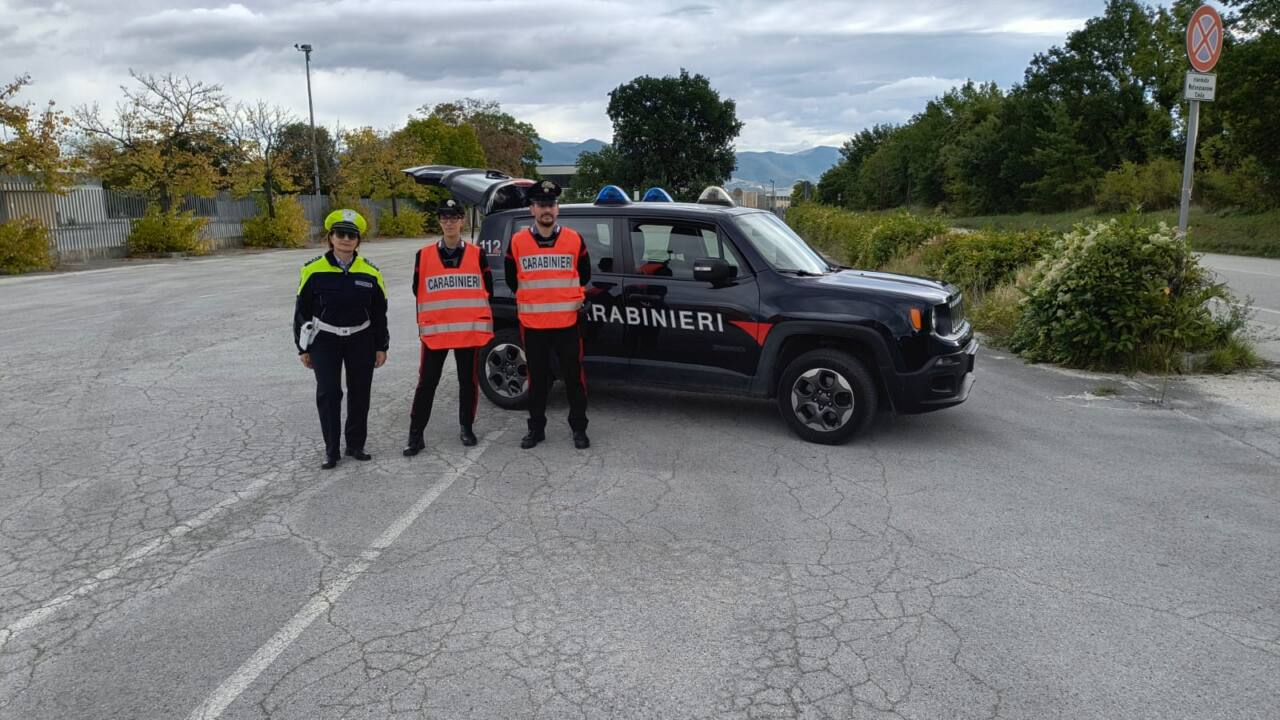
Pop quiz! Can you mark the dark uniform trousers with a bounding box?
[522,324,588,433]
[310,330,377,456]
[409,345,480,432]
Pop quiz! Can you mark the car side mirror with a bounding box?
[693,257,735,285]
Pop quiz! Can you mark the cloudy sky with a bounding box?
[2,0,1106,152]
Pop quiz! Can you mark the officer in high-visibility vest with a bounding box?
[403,197,494,456]
[295,209,389,469]
[504,179,591,449]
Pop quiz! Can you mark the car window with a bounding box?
[629,220,740,280]
[514,217,617,274]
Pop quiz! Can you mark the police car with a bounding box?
[404,166,976,444]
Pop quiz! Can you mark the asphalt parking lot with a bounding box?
[2,238,1277,719]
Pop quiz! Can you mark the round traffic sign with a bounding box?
[1186,5,1223,73]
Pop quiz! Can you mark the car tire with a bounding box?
[479,330,530,410]
[777,349,877,444]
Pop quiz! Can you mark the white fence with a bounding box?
[0,176,411,263]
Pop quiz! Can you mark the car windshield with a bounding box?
[733,212,832,275]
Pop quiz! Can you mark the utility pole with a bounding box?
[769,178,775,214]
[294,43,321,197]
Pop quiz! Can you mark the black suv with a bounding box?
[405,166,977,444]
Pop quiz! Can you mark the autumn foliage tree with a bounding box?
[0,74,76,193]
[74,71,230,211]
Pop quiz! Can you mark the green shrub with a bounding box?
[0,217,55,274]
[786,204,943,268]
[1199,335,1261,373]
[242,195,310,248]
[1096,158,1182,212]
[1200,157,1276,213]
[919,228,1056,292]
[862,212,947,267]
[969,280,1026,348]
[1009,216,1250,372]
[378,208,427,238]
[126,205,209,256]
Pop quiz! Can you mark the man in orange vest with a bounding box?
[504,179,591,449]
[404,197,494,456]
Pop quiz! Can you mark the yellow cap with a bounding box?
[323,208,368,235]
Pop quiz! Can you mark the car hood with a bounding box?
[802,268,955,304]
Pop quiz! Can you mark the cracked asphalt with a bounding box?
[1,237,1278,719]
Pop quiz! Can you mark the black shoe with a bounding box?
[403,433,425,457]
[321,455,339,469]
[459,426,477,446]
[520,430,545,449]
[345,448,372,461]
[572,431,590,449]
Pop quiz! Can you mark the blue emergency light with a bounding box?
[642,187,674,202]
[594,185,630,205]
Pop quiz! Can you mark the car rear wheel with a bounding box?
[777,349,877,444]
[479,330,529,410]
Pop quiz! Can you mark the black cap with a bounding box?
[527,179,561,204]
[437,197,465,217]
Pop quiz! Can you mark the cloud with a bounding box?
[10,0,1104,152]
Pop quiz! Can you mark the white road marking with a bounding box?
[0,473,280,647]
[185,435,500,720]
[1208,266,1280,279]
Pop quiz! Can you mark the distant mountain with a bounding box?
[537,138,607,165]
[729,146,842,193]
[536,138,841,193]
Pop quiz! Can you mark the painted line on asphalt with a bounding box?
[1229,301,1280,317]
[185,433,500,720]
[0,472,280,647]
[1210,266,1280,279]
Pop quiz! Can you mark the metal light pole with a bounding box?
[294,43,321,197]
[769,178,775,214]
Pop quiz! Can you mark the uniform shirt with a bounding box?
[411,241,495,300]
[294,250,389,353]
[503,224,591,293]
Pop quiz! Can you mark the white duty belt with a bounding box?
[299,317,371,350]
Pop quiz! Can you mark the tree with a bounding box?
[75,71,229,210]
[567,144,624,202]
[276,122,337,195]
[226,101,296,218]
[336,127,419,215]
[605,69,743,200]
[425,98,541,175]
[393,117,486,209]
[0,74,76,193]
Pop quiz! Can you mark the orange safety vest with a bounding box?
[512,227,585,329]
[416,242,494,349]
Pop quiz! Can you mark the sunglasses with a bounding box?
[439,214,464,221]
[332,231,360,240]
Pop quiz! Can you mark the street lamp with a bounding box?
[769,178,775,213]
[294,43,321,197]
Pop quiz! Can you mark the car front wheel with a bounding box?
[777,349,877,444]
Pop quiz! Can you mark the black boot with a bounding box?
[572,430,590,449]
[520,430,545,449]
[345,447,372,461]
[321,450,340,469]
[403,432,425,457]
[459,426,477,447]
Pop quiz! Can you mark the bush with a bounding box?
[242,195,310,248]
[0,217,55,274]
[1009,216,1252,372]
[378,208,427,238]
[1200,156,1277,213]
[862,212,947,267]
[919,228,1056,292]
[127,205,209,256]
[968,275,1029,348]
[1096,158,1182,212]
[786,204,945,268]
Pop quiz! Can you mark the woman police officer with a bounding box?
[294,209,389,469]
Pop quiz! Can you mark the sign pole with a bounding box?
[1178,4,1224,239]
[1178,99,1200,237]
